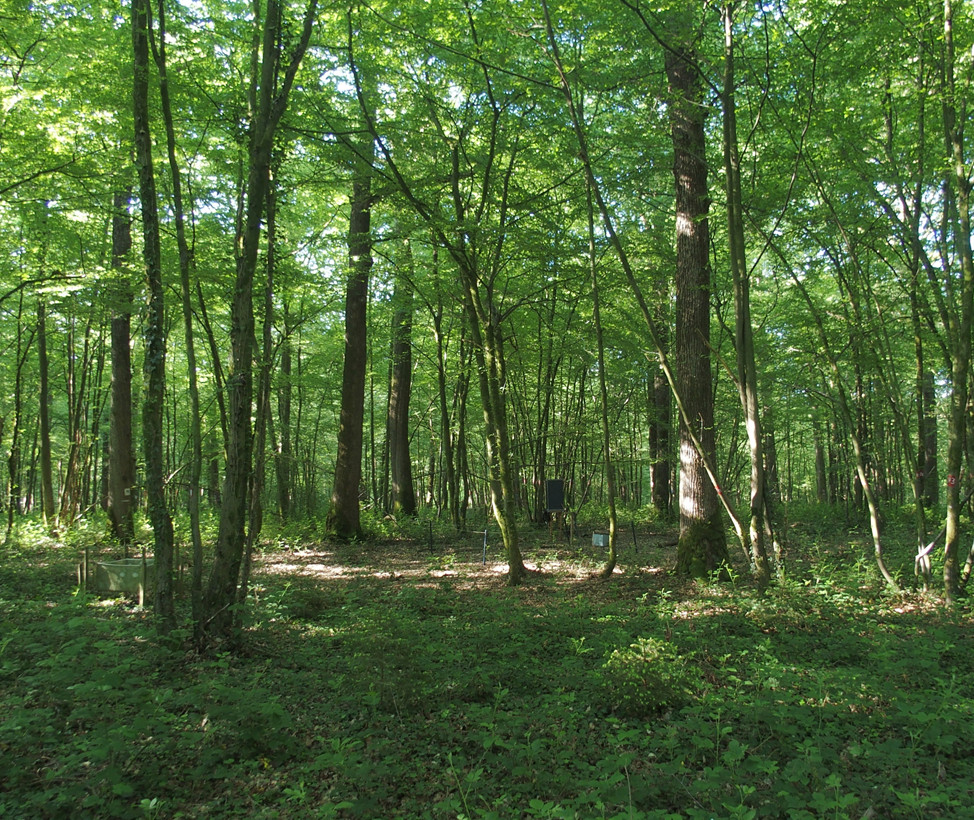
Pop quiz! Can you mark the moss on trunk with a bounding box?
[676,514,729,578]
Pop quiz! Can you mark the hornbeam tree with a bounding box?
[202,0,318,642]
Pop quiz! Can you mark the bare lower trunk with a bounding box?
[327,171,372,540]
[133,0,175,631]
[666,43,729,577]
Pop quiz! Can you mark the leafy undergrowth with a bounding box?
[1,522,973,819]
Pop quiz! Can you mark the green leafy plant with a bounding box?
[600,637,698,717]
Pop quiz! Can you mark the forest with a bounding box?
[1,0,974,817]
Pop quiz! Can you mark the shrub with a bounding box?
[600,637,697,717]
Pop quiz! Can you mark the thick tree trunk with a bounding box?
[327,171,372,540]
[666,43,729,577]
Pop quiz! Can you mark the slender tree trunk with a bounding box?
[37,300,57,531]
[59,311,94,526]
[6,293,33,541]
[941,0,974,602]
[133,0,175,631]
[107,189,136,548]
[648,313,672,516]
[202,0,317,643]
[151,0,203,617]
[387,246,416,517]
[327,169,372,540]
[587,187,618,578]
[721,2,771,585]
[432,299,460,529]
[240,172,278,608]
[275,301,293,521]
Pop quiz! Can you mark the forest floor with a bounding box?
[1,511,973,819]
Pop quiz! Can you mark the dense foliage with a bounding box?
[1,0,974,812]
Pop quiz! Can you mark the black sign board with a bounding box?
[545,479,565,512]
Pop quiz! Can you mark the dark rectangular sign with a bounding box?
[546,479,565,512]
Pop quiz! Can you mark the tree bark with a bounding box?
[202,0,317,643]
[666,41,729,577]
[151,0,203,618]
[941,0,974,602]
[721,1,771,585]
[326,170,372,540]
[37,300,57,531]
[387,246,416,517]
[133,0,176,631]
[107,189,136,548]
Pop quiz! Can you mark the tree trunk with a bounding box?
[387,247,416,517]
[151,0,204,618]
[666,41,729,577]
[327,170,372,540]
[6,292,33,541]
[648,318,672,516]
[941,0,974,602]
[432,298,461,529]
[107,189,136,548]
[462,266,526,583]
[201,0,317,643]
[37,300,57,531]
[133,0,176,631]
[721,1,771,585]
[275,301,293,521]
[587,188,618,578]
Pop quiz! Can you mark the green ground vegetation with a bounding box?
[1,509,972,819]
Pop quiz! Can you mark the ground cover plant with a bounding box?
[1,512,973,819]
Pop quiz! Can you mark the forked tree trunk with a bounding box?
[201,0,317,643]
[461,262,526,583]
